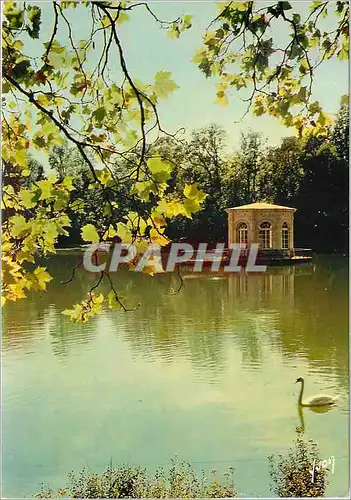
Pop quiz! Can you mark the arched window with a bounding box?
[281,222,289,249]
[237,222,248,246]
[259,221,272,249]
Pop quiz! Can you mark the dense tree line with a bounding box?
[46,102,348,253]
[160,102,349,252]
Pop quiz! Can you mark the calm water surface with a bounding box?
[2,254,349,497]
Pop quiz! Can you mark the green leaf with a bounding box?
[53,191,69,210]
[37,179,53,200]
[232,2,248,12]
[181,14,192,30]
[167,22,180,39]
[96,167,112,186]
[293,13,301,24]
[153,71,179,99]
[340,94,349,106]
[310,1,323,10]
[62,176,75,191]
[278,100,290,117]
[27,5,41,38]
[71,198,85,212]
[2,82,10,93]
[10,215,28,237]
[298,86,307,102]
[93,106,106,122]
[147,157,172,182]
[19,189,36,209]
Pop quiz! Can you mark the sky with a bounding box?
[22,0,349,163]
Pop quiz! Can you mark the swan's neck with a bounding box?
[298,380,304,406]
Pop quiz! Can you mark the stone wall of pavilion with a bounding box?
[228,208,295,250]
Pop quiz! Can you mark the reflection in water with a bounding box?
[298,403,335,434]
[308,405,335,414]
[3,255,348,385]
[2,254,349,498]
[298,405,305,433]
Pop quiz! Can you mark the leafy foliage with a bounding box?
[195,1,349,136]
[268,428,328,497]
[2,1,206,315]
[33,432,330,498]
[35,459,237,498]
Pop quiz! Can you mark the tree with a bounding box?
[2,1,206,318]
[49,143,89,181]
[194,1,349,135]
[290,101,348,251]
[12,155,45,189]
[236,130,264,203]
[333,102,349,163]
[331,103,349,251]
[259,136,303,203]
[156,125,228,243]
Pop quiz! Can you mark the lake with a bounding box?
[2,254,349,497]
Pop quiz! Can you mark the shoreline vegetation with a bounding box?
[35,430,328,499]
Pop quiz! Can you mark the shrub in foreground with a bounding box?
[268,427,328,497]
[35,459,236,498]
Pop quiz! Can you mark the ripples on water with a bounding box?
[2,254,349,497]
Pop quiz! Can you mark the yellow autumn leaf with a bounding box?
[62,303,84,322]
[107,290,122,310]
[81,224,99,243]
[37,180,53,200]
[92,293,104,304]
[215,91,228,107]
[184,184,207,202]
[33,267,53,290]
[116,222,132,243]
[14,149,27,167]
[7,282,27,299]
[149,228,169,246]
[153,71,179,99]
[19,189,36,208]
[10,215,28,237]
[103,224,118,240]
[183,198,201,218]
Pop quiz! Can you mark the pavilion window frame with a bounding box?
[237,222,248,246]
[281,222,289,250]
[259,221,272,249]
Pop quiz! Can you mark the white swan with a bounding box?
[295,377,339,407]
